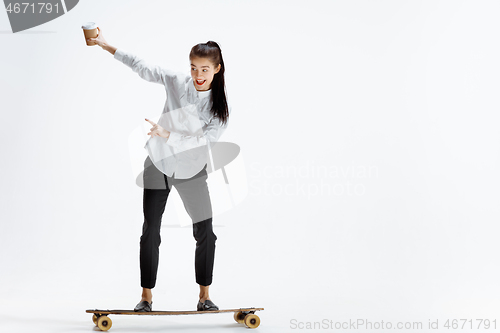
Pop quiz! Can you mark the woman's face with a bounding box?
[190,57,221,91]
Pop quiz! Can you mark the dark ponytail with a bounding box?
[190,41,229,125]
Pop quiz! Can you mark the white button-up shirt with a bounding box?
[114,48,230,179]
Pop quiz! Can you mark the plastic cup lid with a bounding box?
[82,22,97,30]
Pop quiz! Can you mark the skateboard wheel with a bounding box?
[234,311,246,324]
[244,314,260,329]
[92,314,98,325]
[97,315,112,331]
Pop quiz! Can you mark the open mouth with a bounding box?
[196,80,206,85]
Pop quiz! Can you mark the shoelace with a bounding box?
[202,302,218,310]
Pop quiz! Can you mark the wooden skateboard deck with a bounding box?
[86,307,264,331]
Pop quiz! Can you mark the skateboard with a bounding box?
[86,307,264,331]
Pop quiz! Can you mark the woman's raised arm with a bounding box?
[88,27,188,88]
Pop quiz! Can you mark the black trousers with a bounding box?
[140,156,217,288]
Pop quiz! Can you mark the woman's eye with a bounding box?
[203,69,207,72]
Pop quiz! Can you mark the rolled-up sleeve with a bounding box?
[114,49,187,88]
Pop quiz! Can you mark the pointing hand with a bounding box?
[145,118,171,139]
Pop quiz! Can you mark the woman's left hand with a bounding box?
[145,118,170,139]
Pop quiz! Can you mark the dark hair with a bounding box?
[190,41,229,125]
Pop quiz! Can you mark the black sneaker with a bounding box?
[197,299,219,311]
[134,300,152,312]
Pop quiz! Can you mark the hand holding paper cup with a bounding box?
[82,22,99,46]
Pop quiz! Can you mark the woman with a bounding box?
[88,28,230,312]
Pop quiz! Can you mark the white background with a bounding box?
[1,0,500,332]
